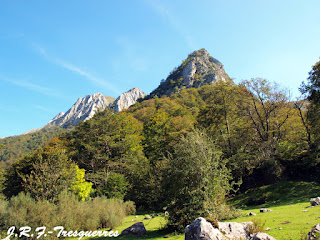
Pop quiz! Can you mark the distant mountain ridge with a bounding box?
[148,48,231,98]
[24,87,145,134]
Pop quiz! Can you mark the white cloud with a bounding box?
[34,45,121,95]
[33,105,50,112]
[0,75,59,97]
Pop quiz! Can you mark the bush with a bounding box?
[248,218,266,234]
[0,191,135,233]
[124,201,136,215]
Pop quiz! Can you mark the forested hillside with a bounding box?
[0,126,66,164]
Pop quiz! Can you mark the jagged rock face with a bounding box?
[112,87,146,113]
[149,48,231,98]
[46,93,114,128]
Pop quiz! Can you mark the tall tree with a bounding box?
[301,59,320,148]
[165,129,232,230]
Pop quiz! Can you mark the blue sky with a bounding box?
[1,0,320,138]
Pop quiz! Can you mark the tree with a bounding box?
[301,59,320,148]
[165,129,232,230]
[3,138,92,202]
[64,109,148,202]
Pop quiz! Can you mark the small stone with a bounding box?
[279,227,282,230]
[144,215,152,220]
[135,216,138,218]
[266,227,271,231]
[303,210,309,212]
[247,211,257,216]
[260,208,273,213]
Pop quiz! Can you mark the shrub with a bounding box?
[0,191,135,233]
[248,218,266,234]
[124,201,136,215]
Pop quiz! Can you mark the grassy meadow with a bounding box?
[77,181,320,240]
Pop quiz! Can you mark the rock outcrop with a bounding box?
[112,87,145,113]
[185,217,225,240]
[219,221,252,239]
[121,222,147,236]
[149,48,231,98]
[46,93,114,128]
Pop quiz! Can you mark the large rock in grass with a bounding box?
[310,197,320,206]
[307,224,320,239]
[260,208,273,213]
[185,218,277,240]
[185,217,226,240]
[249,232,277,240]
[219,221,252,240]
[121,222,147,236]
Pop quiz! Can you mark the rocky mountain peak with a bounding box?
[46,92,115,128]
[148,48,231,98]
[112,87,146,113]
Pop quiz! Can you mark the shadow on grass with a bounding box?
[229,180,320,209]
[92,229,178,240]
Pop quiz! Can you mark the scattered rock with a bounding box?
[250,232,276,240]
[247,211,257,216]
[144,215,152,220]
[135,215,138,218]
[260,208,273,213]
[219,221,252,240]
[266,227,271,231]
[279,227,282,230]
[303,210,309,212]
[185,217,225,240]
[310,197,320,206]
[121,222,147,236]
[164,211,169,216]
[307,224,320,240]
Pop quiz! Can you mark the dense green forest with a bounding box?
[0,56,320,233]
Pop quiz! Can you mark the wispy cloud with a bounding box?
[145,0,198,49]
[33,105,50,112]
[0,75,59,97]
[34,45,121,95]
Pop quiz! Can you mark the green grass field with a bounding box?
[73,181,320,240]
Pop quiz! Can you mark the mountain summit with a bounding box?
[149,48,231,98]
[46,93,115,128]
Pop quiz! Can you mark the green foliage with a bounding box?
[21,138,76,202]
[64,109,148,204]
[3,138,92,202]
[69,165,93,201]
[165,129,233,231]
[248,218,266,234]
[0,126,66,164]
[124,201,136,215]
[97,172,129,200]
